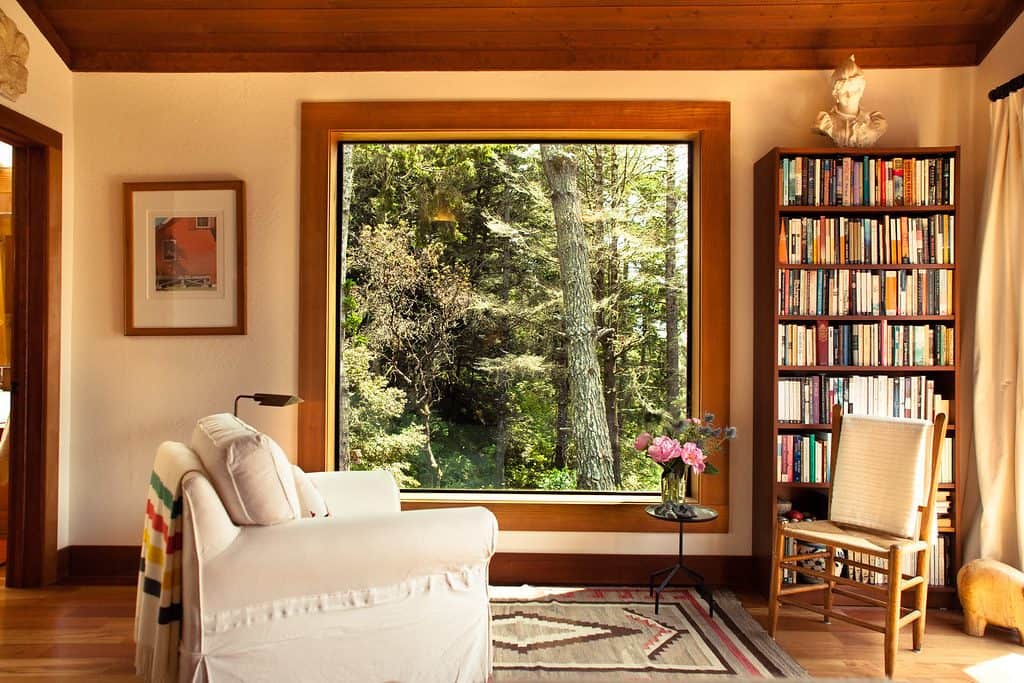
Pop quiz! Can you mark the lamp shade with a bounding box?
[233,393,303,416]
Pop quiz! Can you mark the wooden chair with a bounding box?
[768,405,948,679]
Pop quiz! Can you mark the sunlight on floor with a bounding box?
[489,585,586,600]
[965,652,1024,683]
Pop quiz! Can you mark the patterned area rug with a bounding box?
[490,587,807,681]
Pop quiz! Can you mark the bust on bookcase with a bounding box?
[753,146,961,605]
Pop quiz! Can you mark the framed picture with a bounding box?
[124,181,246,335]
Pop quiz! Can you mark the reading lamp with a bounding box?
[233,393,303,417]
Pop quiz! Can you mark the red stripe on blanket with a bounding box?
[145,499,182,553]
[146,499,169,535]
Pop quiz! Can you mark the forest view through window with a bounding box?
[336,142,691,493]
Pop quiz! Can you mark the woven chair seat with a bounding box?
[781,519,928,559]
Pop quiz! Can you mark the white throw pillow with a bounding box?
[191,413,301,526]
[292,466,330,518]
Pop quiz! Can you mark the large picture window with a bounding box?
[335,142,692,493]
[300,101,729,533]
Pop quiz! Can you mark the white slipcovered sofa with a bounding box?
[175,414,499,682]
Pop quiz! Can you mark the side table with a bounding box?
[646,503,719,616]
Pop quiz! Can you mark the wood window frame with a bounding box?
[299,101,730,534]
[0,103,63,586]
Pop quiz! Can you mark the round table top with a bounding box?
[645,503,719,523]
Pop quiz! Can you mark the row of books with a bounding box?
[936,489,954,530]
[780,215,955,265]
[776,374,949,424]
[777,322,955,367]
[778,155,955,207]
[837,538,950,586]
[777,433,831,483]
[776,434,953,484]
[777,268,954,316]
[776,524,952,586]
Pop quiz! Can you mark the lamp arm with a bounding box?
[233,394,255,417]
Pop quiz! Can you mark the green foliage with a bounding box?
[344,345,425,487]
[340,142,692,493]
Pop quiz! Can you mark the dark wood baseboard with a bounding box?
[490,552,754,591]
[60,545,139,585]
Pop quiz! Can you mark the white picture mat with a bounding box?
[131,189,239,329]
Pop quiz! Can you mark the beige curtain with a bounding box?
[970,89,1024,570]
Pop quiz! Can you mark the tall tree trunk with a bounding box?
[494,181,513,488]
[337,144,354,470]
[664,146,681,420]
[604,233,621,486]
[541,145,615,491]
[593,147,621,486]
[553,338,569,470]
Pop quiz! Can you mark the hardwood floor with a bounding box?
[0,570,1020,681]
[739,594,1022,683]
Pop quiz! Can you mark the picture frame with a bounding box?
[124,180,246,335]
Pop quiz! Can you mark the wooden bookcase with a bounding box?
[752,146,961,604]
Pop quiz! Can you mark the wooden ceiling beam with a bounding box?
[14,0,73,67]
[57,26,987,53]
[975,0,1024,63]
[14,1,1021,72]
[42,7,1006,35]
[69,44,979,73]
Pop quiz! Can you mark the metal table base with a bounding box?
[646,505,717,617]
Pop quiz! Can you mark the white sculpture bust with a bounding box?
[813,55,887,148]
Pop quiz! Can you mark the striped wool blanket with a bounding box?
[135,441,205,683]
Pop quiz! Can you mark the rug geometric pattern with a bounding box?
[491,587,808,680]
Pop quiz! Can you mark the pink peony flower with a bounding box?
[648,435,683,463]
[680,441,705,470]
[634,432,653,451]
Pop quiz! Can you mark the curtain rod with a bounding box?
[989,72,1024,101]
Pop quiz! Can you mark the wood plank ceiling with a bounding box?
[18,0,1024,72]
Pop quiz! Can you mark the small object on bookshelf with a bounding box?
[812,55,887,148]
[754,146,961,603]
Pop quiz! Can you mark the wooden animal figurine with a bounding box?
[957,558,1024,645]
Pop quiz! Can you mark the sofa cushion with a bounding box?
[191,413,301,526]
[293,466,330,517]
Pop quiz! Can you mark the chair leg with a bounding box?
[823,544,835,624]
[884,548,903,679]
[768,526,785,637]
[913,547,929,651]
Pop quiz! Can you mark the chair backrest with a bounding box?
[828,409,945,540]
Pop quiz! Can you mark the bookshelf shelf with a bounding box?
[754,146,962,602]
[779,205,955,215]
[778,315,956,322]
[779,365,956,373]
[776,482,830,490]
[777,422,956,432]
[780,263,955,271]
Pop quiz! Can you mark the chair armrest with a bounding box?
[306,470,400,516]
[202,506,498,613]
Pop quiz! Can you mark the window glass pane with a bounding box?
[336,143,691,492]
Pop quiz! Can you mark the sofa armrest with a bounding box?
[306,470,400,517]
[183,472,240,563]
[202,506,498,613]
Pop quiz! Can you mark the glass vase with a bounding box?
[660,461,689,506]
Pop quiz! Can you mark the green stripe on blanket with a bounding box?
[148,470,183,518]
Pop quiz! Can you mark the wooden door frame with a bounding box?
[0,103,62,587]
[299,101,730,534]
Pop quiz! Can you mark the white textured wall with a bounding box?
[69,67,977,555]
[0,0,74,547]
